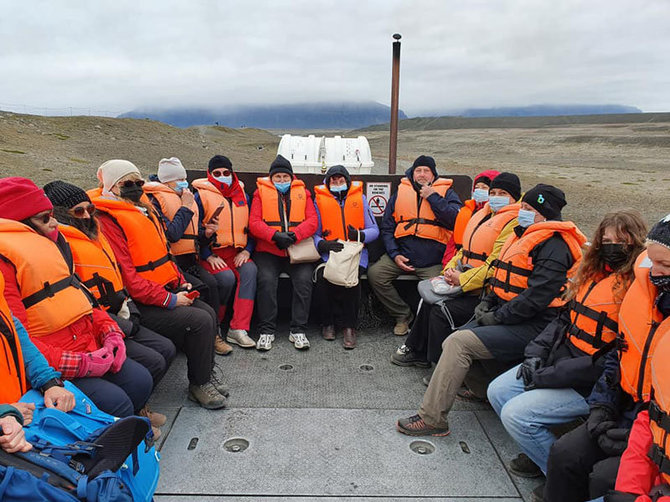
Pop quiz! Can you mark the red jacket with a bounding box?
[248,187,318,257]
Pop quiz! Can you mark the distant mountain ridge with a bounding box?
[119,102,407,129]
[454,104,641,117]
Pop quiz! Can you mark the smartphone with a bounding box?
[208,205,225,224]
[185,290,200,300]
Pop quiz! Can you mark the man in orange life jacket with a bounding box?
[368,155,463,336]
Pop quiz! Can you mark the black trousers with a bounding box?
[405,294,480,363]
[176,254,220,315]
[544,423,621,502]
[254,252,313,334]
[313,266,361,329]
[137,299,216,386]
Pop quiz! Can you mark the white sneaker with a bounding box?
[289,332,310,350]
[256,334,275,351]
[227,329,255,348]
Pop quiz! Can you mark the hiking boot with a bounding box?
[396,414,450,437]
[393,315,414,336]
[214,336,233,355]
[188,381,227,409]
[256,333,274,351]
[226,329,255,348]
[322,325,336,341]
[530,482,545,502]
[210,363,230,397]
[139,405,167,427]
[391,345,430,368]
[289,332,310,350]
[151,425,161,441]
[509,453,543,478]
[342,328,356,349]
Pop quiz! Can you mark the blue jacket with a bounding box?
[14,315,61,391]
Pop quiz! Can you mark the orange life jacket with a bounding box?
[0,219,93,337]
[619,252,670,402]
[313,182,365,241]
[91,195,180,287]
[143,182,200,256]
[0,272,27,403]
[648,331,670,484]
[191,179,248,249]
[257,177,307,232]
[393,178,454,243]
[489,221,586,308]
[564,275,623,356]
[453,200,477,249]
[58,224,126,310]
[460,203,519,268]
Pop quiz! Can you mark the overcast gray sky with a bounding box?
[1,0,669,116]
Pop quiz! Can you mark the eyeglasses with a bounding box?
[211,169,231,177]
[31,211,54,225]
[120,179,145,188]
[70,203,96,218]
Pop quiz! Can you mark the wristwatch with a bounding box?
[40,377,65,394]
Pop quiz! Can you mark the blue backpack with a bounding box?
[18,382,160,501]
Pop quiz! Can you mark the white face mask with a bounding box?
[472,188,489,203]
[488,196,510,212]
[517,208,537,227]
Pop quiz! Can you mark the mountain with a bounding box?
[118,102,407,129]
[418,104,641,118]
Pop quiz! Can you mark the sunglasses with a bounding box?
[120,179,145,188]
[211,169,231,177]
[70,203,96,217]
[31,211,54,225]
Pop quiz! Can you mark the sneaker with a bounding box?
[139,405,167,427]
[188,381,227,409]
[393,315,414,336]
[226,329,255,348]
[509,453,543,478]
[530,482,545,502]
[289,332,310,350]
[396,414,450,437]
[256,334,275,351]
[391,345,430,368]
[214,336,233,355]
[210,363,230,397]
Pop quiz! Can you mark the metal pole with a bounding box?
[389,33,402,174]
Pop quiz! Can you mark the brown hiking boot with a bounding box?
[188,381,227,410]
[396,414,450,437]
[322,325,336,341]
[393,315,414,336]
[214,336,233,355]
[342,328,356,349]
[139,405,167,427]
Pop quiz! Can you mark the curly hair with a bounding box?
[565,210,647,301]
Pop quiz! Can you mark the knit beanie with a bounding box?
[0,177,53,221]
[474,169,500,187]
[647,214,670,250]
[269,155,293,177]
[99,159,141,193]
[522,184,566,221]
[490,172,521,201]
[43,180,91,209]
[208,155,233,173]
[157,157,187,183]
[410,155,437,178]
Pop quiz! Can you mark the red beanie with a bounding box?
[474,169,500,187]
[0,177,53,221]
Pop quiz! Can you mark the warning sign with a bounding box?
[366,182,392,217]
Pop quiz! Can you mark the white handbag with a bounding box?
[287,237,321,264]
[323,237,364,288]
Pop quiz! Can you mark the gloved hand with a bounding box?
[597,427,630,456]
[103,331,127,373]
[76,347,114,378]
[586,406,617,439]
[347,225,364,242]
[473,300,494,319]
[317,239,345,254]
[516,357,543,389]
[476,310,499,326]
[272,231,297,250]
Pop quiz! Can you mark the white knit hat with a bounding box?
[157,157,186,183]
[99,159,141,193]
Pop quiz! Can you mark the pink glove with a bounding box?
[103,332,126,374]
[76,347,113,378]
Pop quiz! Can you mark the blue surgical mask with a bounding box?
[488,196,510,212]
[472,188,489,203]
[330,184,347,193]
[274,181,291,194]
[175,180,189,191]
[517,209,536,228]
[214,175,232,186]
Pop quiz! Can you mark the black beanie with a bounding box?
[490,172,522,201]
[410,155,438,178]
[208,155,233,173]
[522,184,566,220]
[269,155,293,177]
[43,180,90,209]
[647,215,670,250]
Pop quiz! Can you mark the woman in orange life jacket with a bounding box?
[0,177,153,418]
[486,210,647,480]
[91,160,226,410]
[392,172,521,369]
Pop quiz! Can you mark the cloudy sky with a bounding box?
[2,0,669,116]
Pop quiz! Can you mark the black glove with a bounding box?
[347,224,364,242]
[272,231,297,250]
[586,406,617,439]
[317,239,345,254]
[597,427,630,456]
[473,300,493,319]
[476,310,499,326]
[516,357,543,389]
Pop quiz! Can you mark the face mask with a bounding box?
[488,196,510,212]
[46,229,59,242]
[330,184,347,193]
[120,184,144,203]
[599,243,628,270]
[472,188,489,203]
[175,181,189,191]
[214,176,232,186]
[274,181,291,194]
[517,209,536,228]
[650,270,670,292]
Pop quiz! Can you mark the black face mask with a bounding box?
[120,185,144,203]
[599,243,629,269]
[71,215,98,238]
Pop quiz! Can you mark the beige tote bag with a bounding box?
[323,239,364,288]
[288,237,321,264]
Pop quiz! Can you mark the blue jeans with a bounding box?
[487,364,590,474]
